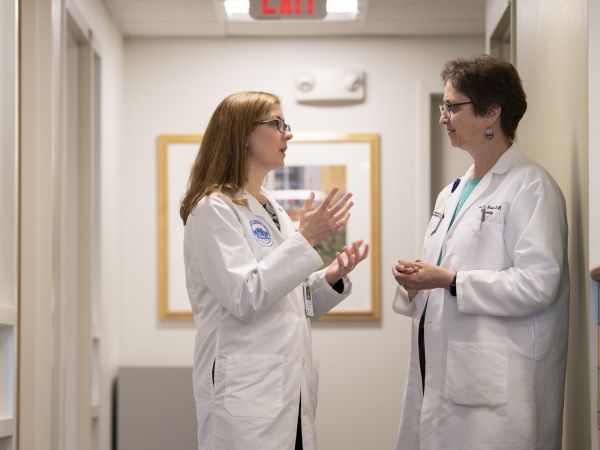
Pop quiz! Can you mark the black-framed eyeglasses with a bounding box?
[257,118,291,134]
[439,102,472,117]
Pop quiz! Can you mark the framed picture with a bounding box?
[158,133,380,321]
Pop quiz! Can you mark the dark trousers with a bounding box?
[418,303,427,393]
[295,400,303,449]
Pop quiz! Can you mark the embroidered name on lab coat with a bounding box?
[250,220,273,246]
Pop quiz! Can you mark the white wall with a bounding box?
[589,0,600,446]
[66,3,124,450]
[119,36,483,448]
[65,2,125,449]
[20,0,124,448]
[512,0,590,449]
[591,0,600,274]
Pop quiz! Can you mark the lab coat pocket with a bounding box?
[445,341,507,408]
[450,220,506,271]
[224,354,284,418]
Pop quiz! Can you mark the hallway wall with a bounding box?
[19,0,124,448]
[118,36,484,449]
[512,1,590,448]
[19,0,599,447]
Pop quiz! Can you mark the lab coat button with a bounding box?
[302,407,309,415]
[296,310,302,318]
[301,358,306,366]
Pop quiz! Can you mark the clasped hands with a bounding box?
[392,259,455,298]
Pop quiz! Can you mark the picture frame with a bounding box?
[157,133,380,321]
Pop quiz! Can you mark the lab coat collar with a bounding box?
[460,142,520,182]
[241,187,293,239]
[438,143,521,261]
[241,188,268,216]
[488,142,521,175]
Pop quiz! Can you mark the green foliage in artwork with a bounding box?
[315,230,346,270]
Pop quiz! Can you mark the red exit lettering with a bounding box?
[250,0,325,20]
[262,0,314,15]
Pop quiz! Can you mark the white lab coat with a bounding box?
[184,187,351,450]
[393,144,569,450]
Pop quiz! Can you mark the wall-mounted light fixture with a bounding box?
[294,68,366,104]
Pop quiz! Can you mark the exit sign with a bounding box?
[249,0,327,20]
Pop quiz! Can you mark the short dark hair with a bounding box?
[441,54,527,140]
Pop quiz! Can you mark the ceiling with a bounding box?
[101,0,486,38]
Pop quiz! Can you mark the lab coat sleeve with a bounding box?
[185,195,323,322]
[392,285,416,316]
[457,176,568,317]
[307,269,352,320]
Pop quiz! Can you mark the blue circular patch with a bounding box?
[250,220,272,246]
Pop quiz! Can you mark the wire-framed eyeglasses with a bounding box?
[257,118,291,134]
[439,101,472,117]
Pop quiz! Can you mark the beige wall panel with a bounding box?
[514,1,589,449]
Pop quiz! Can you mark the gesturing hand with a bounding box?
[325,240,369,286]
[298,187,354,247]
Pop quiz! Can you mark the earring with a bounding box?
[485,127,494,140]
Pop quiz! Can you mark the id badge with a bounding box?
[303,282,314,317]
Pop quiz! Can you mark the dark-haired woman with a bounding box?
[392,55,569,450]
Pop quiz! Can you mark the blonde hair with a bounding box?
[180,91,280,225]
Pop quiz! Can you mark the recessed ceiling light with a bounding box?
[224,0,249,14]
[326,0,358,13]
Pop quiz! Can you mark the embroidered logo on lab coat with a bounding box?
[250,220,273,246]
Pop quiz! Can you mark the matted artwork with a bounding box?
[157,133,380,321]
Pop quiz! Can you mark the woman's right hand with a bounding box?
[297,187,354,247]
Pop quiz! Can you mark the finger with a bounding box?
[350,239,364,250]
[335,212,351,229]
[350,241,364,261]
[340,244,354,259]
[319,187,340,209]
[334,204,354,226]
[393,264,408,275]
[329,192,353,213]
[339,247,354,269]
[359,243,370,260]
[302,192,315,212]
[335,252,347,270]
[346,249,357,268]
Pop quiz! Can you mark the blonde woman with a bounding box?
[181,91,368,450]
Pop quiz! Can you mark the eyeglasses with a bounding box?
[257,118,291,134]
[439,101,472,117]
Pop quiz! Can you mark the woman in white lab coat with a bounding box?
[180,91,368,450]
[391,55,569,450]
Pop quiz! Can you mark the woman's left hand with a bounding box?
[325,240,369,286]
